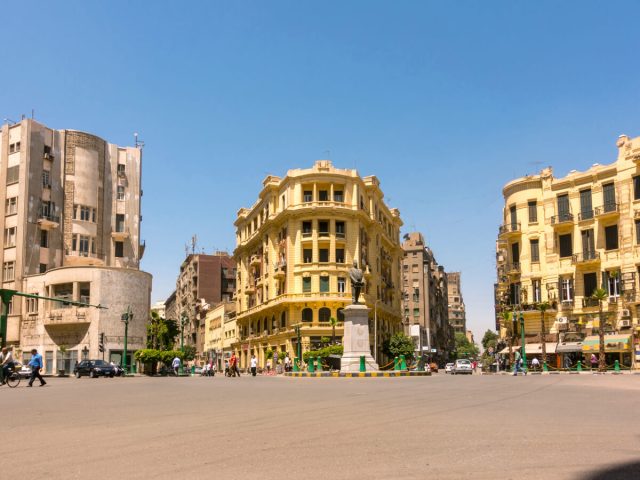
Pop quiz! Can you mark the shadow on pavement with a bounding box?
[582,461,640,480]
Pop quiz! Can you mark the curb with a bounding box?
[284,371,431,378]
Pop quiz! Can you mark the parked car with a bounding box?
[74,360,116,378]
[11,362,32,379]
[444,362,455,374]
[452,359,473,375]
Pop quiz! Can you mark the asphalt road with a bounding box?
[3,373,640,480]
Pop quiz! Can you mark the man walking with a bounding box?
[230,352,240,377]
[250,354,257,376]
[172,356,181,376]
[513,350,521,376]
[28,349,46,387]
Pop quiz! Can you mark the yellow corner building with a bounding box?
[232,160,403,369]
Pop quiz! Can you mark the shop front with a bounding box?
[582,334,633,368]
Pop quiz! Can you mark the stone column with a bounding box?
[340,304,379,372]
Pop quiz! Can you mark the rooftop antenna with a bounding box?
[134,132,145,149]
[3,118,16,125]
[324,149,331,159]
[31,109,35,119]
[184,244,189,257]
[191,235,198,254]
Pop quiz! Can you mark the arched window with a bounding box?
[337,308,344,322]
[280,311,287,328]
[263,317,268,332]
[302,308,313,322]
[319,307,331,322]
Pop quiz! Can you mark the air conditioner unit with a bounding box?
[619,319,631,328]
[620,309,631,318]
[557,317,568,324]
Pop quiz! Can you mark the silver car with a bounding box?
[444,363,454,374]
[452,359,473,375]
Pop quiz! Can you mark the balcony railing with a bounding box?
[39,212,60,223]
[582,297,600,308]
[572,251,600,264]
[577,210,594,221]
[594,203,619,217]
[551,213,574,225]
[506,262,521,273]
[498,222,521,235]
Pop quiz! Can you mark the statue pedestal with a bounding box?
[340,304,379,372]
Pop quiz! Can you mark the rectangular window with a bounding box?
[40,230,48,248]
[302,221,312,238]
[79,235,90,255]
[511,242,520,264]
[319,248,329,263]
[528,201,537,223]
[509,205,517,228]
[303,190,312,202]
[636,220,640,244]
[115,241,124,258]
[560,278,574,302]
[509,282,521,305]
[117,186,125,201]
[579,189,593,220]
[4,227,16,248]
[80,206,91,221]
[337,277,346,293]
[335,221,345,238]
[6,165,19,185]
[559,234,572,258]
[39,263,47,274]
[117,164,126,176]
[320,276,330,293]
[605,225,619,250]
[116,214,125,233]
[42,170,51,188]
[303,248,312,263]
[335,248,345,263]
[3,261,15,282]
[413,288,419,302]
[603,183,616,211]
[557,194,570,222]
[334,191,344,202]
[530,239,539,263]
[302,277,311,293]
[26,296,38,314]
[318,221,329,236]
[318,190,328,201]
[5,197,17,215]
[584,272,598,298]
[532,279,542,303]
[634,176,640,201]
[413,308,420,317]
[606,271,620,299]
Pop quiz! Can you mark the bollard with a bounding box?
[293,357,299,372]
[308,357,315,373]
[316,357,323,372]
[615,360,620,372]
[400,354,407,371]
[394,356,400,371]
[359,355,366,373]
[543,361,548,372]
[577,360,582,372]
[191,365,195,376]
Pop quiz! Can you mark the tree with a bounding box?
[146,312,179,351]
[499,310,514,365]
[481,329,499,351]
[536,301,550,366]
[182,345,196,362]
[454,332,479,359]
[383,332,415,361]
[591,288,608,372]
[329,317,338,344]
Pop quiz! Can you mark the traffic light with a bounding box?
[99,344,104,353]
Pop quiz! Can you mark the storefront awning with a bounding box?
[582,334,632,352]
[498,343,557,355]
[556,341,584,353]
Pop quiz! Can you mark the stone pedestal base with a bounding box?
[340,304,379,373]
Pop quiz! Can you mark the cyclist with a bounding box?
[1,346,15,385]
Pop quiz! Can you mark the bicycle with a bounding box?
[1,367,21,388]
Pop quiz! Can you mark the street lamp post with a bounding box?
[121,305,132,374]
[520,311,527,373]
[180,312,188,375]
[294,324,302,371]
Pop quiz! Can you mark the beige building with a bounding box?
[401,232,454,361]
[232,160,404,368]
[0,118,150,371]
[204,301,236,371]
[447,272,467,334]
[495,133,640,368]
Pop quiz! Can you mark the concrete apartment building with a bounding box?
[232,160,404,368]
[174,252,236,356]
[401,232,454,363]
[447,272,467,334]
[204,300,236,371]
[0,118,151,372]
[495,133,640,368]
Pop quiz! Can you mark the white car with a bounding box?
[444,363,454,374]
[452,359,473,375]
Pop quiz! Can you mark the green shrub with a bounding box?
[303,345,343,362]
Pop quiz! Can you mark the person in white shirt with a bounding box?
[531,357,540,371]
[284,355,291,372]
[171,356,181,376]
[1,347,15,385]
[250,355,257,377]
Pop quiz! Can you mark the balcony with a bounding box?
[594,203,619,219]
[111,227,130,240]
[498,222,521,237]
[245,283,256,294]
[64,249,105,266]
[274,261,286,279]
[250,254,262,267]
[37,212,60,230]
[571,251,600,265]
[44,307,91,326]
[577,210,594,222]
[582,297,600,308]
[551,213,574,227]
[559,300,574,310]
[506,262,521,274]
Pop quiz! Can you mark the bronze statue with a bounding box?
[349,260,365,304]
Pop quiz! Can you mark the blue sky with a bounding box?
[2,1,640,341]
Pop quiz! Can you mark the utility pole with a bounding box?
[520,311,527,373]
[121,306,132,373]
[180,312,188,374]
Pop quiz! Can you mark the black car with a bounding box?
[74,360,116,378]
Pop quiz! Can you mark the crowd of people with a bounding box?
[169,351,294,378]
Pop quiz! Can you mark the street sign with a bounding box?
[431,348,437,353]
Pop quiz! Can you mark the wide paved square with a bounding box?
[3,373,640,479]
